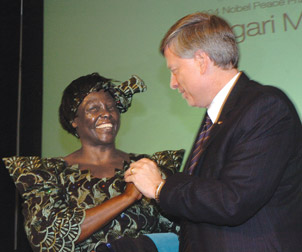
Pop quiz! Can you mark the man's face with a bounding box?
[164,46,212,108]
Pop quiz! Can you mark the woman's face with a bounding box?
[72,90,120,146]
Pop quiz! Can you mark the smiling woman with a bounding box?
[3,73,185,252]
[71,91,121,157]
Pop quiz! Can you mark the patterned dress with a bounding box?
[3,150,184,252]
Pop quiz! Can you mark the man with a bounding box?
[125,12,302,251]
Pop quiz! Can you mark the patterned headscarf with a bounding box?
[59,73,146,137]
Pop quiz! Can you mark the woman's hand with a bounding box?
[77,183,141,243]
[124,182,142,201]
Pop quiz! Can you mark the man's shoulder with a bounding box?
[234,73,292,106]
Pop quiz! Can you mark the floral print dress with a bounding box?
[3,149,184,252]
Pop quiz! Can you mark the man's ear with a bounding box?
[194,50,209,74]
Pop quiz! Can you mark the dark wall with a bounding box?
[0,0,43,251]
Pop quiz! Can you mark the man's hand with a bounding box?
[125,158,164,199]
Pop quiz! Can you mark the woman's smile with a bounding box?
[96,123,113,129]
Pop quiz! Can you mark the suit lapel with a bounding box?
[201,73,250,150]
[218,72,250,121]
[186,72,251,175]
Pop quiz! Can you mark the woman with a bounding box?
[3,73,184,252]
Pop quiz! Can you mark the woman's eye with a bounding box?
[87,106,99,112]
[107,104,116,111]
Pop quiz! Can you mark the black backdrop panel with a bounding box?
[0,0,43,251]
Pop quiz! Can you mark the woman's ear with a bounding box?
[72,118,78,129]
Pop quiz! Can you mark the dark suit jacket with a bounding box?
[160,72,302,252]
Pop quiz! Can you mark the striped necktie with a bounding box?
[188,113,213,175]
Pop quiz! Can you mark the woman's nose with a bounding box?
[100,108,110,118]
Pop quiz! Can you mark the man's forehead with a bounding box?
[164,47,178,68]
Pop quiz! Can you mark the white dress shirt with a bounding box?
[207,72,241,123]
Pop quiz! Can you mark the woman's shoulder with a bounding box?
[3,155,65,167]
[129,149,185,175]
[2,156,66,180]
[2,156,68,197]
[151,149,185,174]
[130,149,185,160]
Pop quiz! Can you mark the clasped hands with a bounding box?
[125,158,165,199]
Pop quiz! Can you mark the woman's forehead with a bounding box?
[81,90,115,105]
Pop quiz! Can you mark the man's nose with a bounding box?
[170,74,178,90]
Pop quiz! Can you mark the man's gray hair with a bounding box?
[160,12,239,69]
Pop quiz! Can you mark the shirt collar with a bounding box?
[207,72,241,123]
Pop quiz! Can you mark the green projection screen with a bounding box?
[43,0,302,168]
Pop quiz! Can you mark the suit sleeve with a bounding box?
[159,91,301,226]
